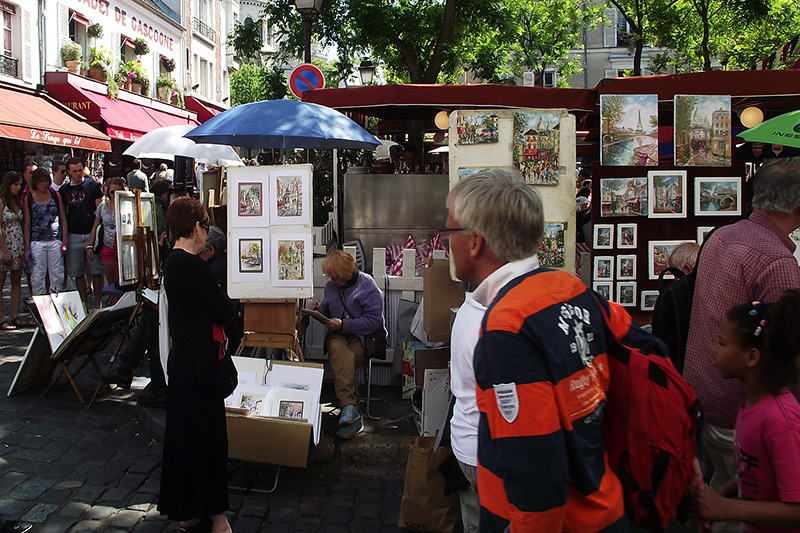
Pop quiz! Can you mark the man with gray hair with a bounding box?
[684,157,800,533]
[448,169,634,532]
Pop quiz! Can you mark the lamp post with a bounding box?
[296,0,323,64]
[358,59,375,86]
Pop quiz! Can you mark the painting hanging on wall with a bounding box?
[648,171,687,218]
[600,94,659,166]
[238,182,263,217]
[271,234,312,287]
[229,228,270,284]
[694,177,741,216]
[697,226,715,244]
[239,238,264,273]
[456,113,499,144]
[648,240,690,279]
[616,255,637,280]
[538,222,566,267]
[674,94,732,167]
[593,282,612,301]
[616,282,637,307]
[593,256,614,281]
[512,111,561,185]
[599,177,648,217]
[228,167,269,228]
[270,168,311,226]
[641,290,660,311]
[617,223,638,248]
[593,224,614,249]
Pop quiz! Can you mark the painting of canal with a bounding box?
[675,95,731,167]
[538,222,565,267]
[694,177,741,216]
[648,170,687,218]
[599,177,648,217]
[600,94,659,166]
[239,238,263,273]
[456,113,499,144]
[513,111,561,185]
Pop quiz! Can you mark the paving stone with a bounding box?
[129,457,160,474]
[69,519,108,532]
[74,484,105,503]
[40,487,75,504]
[239,498,270,518]
[295,516,322,530]
[298,497,324,516]
[8,459,48,474]
[267,505,295,523]
[101,486,132,503]
[231,515,263,533]
[0,471,27,496]
[8,477,56,500]
[380,527,405,533]
[61,450,91,465]
[119,472,148,489]
[125,502,152,512]
[355,488,381,504]
[139,479,161,494]
[260,524,290,533]
[17,434,51,450]
[75,460,105,474]
[133,520,167,533]
[85,504,117,520]
[8,448,59,463]
[40,515,78,533]
[20,502,59,522]
[110,509,145,528]
[323,505,352,524]
[350,519,381,531]
[55,478,84,490]
[321,525,349,533]
[92,469,125,486]
[59,501,90,518]
[354,503,381,519]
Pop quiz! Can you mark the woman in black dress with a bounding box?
[158,197,236,532]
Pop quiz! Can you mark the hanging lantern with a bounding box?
[740,107,764,128]
[434,111,450,130]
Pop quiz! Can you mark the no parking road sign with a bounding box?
[288,63,326,99]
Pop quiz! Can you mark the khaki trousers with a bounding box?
[325,332,366,407]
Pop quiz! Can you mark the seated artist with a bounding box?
[309,250,385,439]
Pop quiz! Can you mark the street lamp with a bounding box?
[358,59,375,86]
[296,0,323,64]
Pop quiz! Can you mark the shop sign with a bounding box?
[71,0,177,51]
[0,124,111,151]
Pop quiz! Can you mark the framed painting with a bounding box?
[237,390,268,416]
[694,177,741,216]
[674,94,732,167]
[697,226,715,245]
[648,240,689,279]
[270,167,311,226]
[237,182,263,217]
[617,223,637,249]
[599,177,648,217]
[512,111,562,185]
[227,166,269,228]
[616,254,637,280]
[593,282,612,301]
[641,290,660,311]
[269,388,313,420]
[616,282,637,307]
[539,222,566,267]
[648,171,687,218]
[116,192,137,237]
[457,168,488,180]
[229,228,270,284]
[119,240,138,283]
[456,113,499,144]
[593,224,614,249]
[271,233,313,287]
[593,256,614,281]
[600,94,659,166]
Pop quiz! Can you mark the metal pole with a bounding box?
[302,14,312,63]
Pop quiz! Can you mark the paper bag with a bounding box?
[398,436,462,532]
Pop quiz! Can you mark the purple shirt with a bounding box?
[684,213,800,428]
[320,271,385,345]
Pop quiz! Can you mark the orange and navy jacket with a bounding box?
[474,267,645,533]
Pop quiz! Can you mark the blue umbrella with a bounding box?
[183,99,380,150]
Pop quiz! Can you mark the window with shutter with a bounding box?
[21,9,31,80]
[603,8,617,47]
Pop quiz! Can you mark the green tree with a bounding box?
[228,17,264,64]
[230,63,266,106]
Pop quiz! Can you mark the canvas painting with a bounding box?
[456,113,499,144]
[617,223,637,248]
[697,226,714,244]
[599,177,648,217]
[616,282,637,307]
[270,168,311,226]
[593,282,612,301]
[594,256,614,281]
[616,255,636,280]
[120,241,138,283]
[593,224,614,249]
[239,238,263,273]
[238,182,262,217]
[648,171,687,218]
[238,391,267,416]
[694,177,741,216]
[538,222,566,268]
[648,240,690,279]
[278,400,305,419]
[513,111,561,185]
[600,94,658,166]
[641,290,660,311]
[271,234,312,288]
[674,94,732,167]
[457,167,488,180]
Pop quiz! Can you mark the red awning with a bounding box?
[185,96,225,123]
[0,86,111,151]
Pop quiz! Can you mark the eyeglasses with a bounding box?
[199,221,209,232]
[437,226,465,238]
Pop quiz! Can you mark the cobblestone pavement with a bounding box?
[0,287,413,532]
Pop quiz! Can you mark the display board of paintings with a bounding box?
[115,191,158,285]
[599,177,648,217]
[600,94,658,167]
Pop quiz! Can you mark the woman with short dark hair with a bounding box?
[158,197,236,533]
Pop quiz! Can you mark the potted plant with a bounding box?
[161,57,176,73]
[60,40,82,73]
[116,60,134,90]
[87,22,103,40]
[170,86,185,108]
[129,61,149,95]
[156,74,174,101]
[88,46,111,81]
[79,61,89,76]
[133,38,150,56]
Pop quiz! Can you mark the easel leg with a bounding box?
[227,461,281,494]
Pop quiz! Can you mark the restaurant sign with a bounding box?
[0,124,111,151]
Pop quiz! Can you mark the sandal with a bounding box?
[0,321,16,330]
[10,318,33,328]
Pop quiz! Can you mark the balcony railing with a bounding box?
[192,17,216,42]
[0,55,18,78]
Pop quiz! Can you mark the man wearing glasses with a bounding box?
[51,160,68,191]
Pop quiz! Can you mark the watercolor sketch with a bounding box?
[238,182,262,217]
[139,196,154,229]
[456,113,499,144]
[120,241,138,282]
[694,177,741,216]
[594,256,614,281]
[599,177,648,217]
[641,290,660,311]
[238,392,266,416]
[594,224,614,249]
[51,292,85,334]
[538,222,565,267]
[616,282,637,307]
[648,240,689,279]
[278,400,305,419]
[513,111,561,185]
[617,255,636,280]
[648,171,687,218]
[117,195,136,237]
[600,94,659,166]
[457,168,488,180]
[276,239,305,281]
[276,176,303,217]
[593,282,612,301]
[617,223,637,248]
[674,94,732,167]
[239,238,263,273]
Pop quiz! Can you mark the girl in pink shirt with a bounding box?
[692,289,800,532]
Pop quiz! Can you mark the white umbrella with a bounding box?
[123,125,243,166]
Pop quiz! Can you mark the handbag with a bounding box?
[337,289,387,359]
[212,320,238,397]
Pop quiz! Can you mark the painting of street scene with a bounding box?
[600,94,659,166]
[648,240,689,279]
[276,176,303,217]
[599,177,648,217]
[695,177,741,216]
[238,182,262,217]
[277,239,305,281]
[239,238,263,273]
[513,111,561,185]
[648,171,687,218]
[456,113,499,144]
[538,223,565,267]
[675,95,731,167]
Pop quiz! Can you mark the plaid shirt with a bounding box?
[685,213,800,429]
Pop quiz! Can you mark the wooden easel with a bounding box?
[235,299,304,361]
